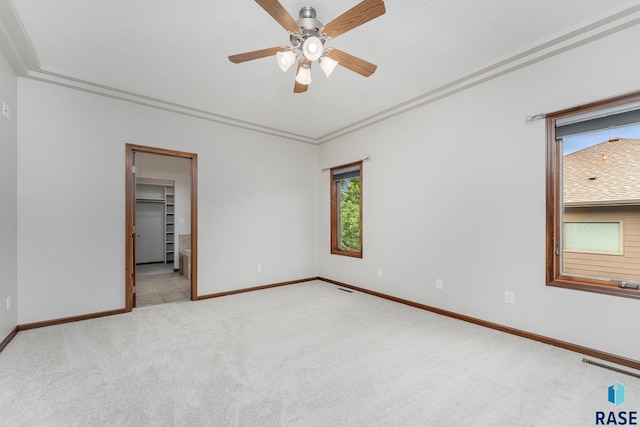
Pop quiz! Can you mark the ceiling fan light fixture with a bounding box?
[319,55,339,78]
[295,63,312,85]
[229,0,386,93]
[276,50,296,72]
[302,36,323,61]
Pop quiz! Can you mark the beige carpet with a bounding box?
[0,280,637,426]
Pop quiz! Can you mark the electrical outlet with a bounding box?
[6,296,10,310]
[504,291,515,304]
[436,279,443,290]
[377,268,383,278]
[256,264,262,272]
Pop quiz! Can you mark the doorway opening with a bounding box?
[125,144,198,311]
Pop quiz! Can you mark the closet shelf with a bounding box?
[136,198,165,203]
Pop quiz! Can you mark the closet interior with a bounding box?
[135,178,175,267]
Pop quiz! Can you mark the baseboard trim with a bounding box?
[0,326,19,353]
[12,278,321,331]
[197,277,319,300]
[12,277,634,371]
[18,308,128,331]
[318,277,640,371]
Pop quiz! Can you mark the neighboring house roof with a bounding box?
[563,138,640,206]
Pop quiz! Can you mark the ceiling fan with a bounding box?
[228,0,386,93]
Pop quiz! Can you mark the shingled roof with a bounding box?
[563,138,640,206]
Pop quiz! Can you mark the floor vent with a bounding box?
[582,358,640,379]
[338,288,354,293]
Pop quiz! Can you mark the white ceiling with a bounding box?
[2,0,640,143]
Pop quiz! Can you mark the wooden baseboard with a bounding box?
[13,276,633,371]
[13,278,320,331]
[18,308,128,331]
[318,277,640,371]
[196,277,319,300]
[0,326,18,353]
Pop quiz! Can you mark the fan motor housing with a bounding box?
[299,6,316,19]
[297,6,323,33]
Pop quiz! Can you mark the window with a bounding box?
[563,222,622,255]
[330,162,362,258]
[546,92,640,298]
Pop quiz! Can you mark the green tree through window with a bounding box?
[331,162,362,258]
[339,177,361,251]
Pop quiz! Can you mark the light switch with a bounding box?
[2,102,10,120]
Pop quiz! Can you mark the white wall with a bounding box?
[136,153,191,268]
[0,49,17,339]
[319,23,640,361]
[12,15,639,363]
[17,79,318,324]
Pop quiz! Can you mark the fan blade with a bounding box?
[293,62,309,93]
[228,46,286,64]
[327,49,377,77]
[323,0,386,39]
[293,80,308,93]
[255,0,300,33]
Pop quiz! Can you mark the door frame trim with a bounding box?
[125,144,198,311]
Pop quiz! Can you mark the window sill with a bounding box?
[547,278,640,300]
[331,250,363,259]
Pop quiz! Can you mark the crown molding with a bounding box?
[315,3,640,144]
[0,0,39,75]
[27,68,319,144]
[2,2,640,145]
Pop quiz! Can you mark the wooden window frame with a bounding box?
[330,161,363,258]
[546,91,640,299]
